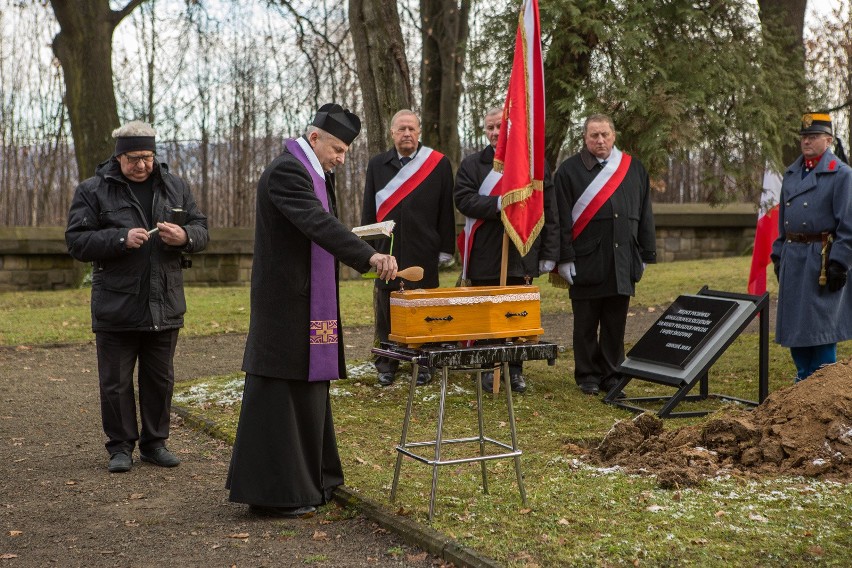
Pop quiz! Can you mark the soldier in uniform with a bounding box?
[771,112,852,382]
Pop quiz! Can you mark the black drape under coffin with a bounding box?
[226,374,343,508]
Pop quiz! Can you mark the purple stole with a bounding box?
[285,138,340,382]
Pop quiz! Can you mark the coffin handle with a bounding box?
[424,315,454,322]
[505,310,528,318]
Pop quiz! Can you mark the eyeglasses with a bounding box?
[124,153,156,165]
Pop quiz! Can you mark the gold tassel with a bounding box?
[549,272,570,289]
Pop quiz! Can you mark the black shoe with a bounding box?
[579,382,599,395]
[416,370,432,386]
[108,451,132,473]
[249,505,316,518]
[140,446,181,468]
[377,372,395,386]
[510,373,527,393]
[601,378,625,399]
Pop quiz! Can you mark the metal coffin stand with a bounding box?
[372,341,558,520]
[604,288,770,418]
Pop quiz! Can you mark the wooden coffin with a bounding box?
[388,285,544,346]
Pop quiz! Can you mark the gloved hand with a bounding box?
[558,262,576,285]
[438,252,455,268]
[539,260,555,274]
[496,196,503,211]
[827,261,847,292]
[773,262,780,282]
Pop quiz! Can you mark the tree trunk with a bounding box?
[420,0,470,170]
[349,0,413,157]
[49,0,146,181]
[757,0,808,166]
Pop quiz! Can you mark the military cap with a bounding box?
[800,112,833,136]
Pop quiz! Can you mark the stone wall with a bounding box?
[653,203,756,262]
[0,203,759,291]
[0,227,254,292]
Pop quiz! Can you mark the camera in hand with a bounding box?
[169,207,187,226]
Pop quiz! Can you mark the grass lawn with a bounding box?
[5,256,852,566]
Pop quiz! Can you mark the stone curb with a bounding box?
[172,403,503,568]
[333,486,502,568]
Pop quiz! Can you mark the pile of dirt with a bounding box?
[589,359,852,488]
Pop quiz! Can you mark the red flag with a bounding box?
[493,0,545,256]
[747,170,782,295]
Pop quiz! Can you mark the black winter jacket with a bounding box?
[454,144,560,281]
[65,157,209,332]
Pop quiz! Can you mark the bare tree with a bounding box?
[349,0,413,156]
[419,0,470,169]
[49,0,147,180]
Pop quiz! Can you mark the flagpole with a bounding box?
[500,234,509,287]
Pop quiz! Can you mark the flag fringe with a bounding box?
[502,211,544,257]
[548,272,570,289]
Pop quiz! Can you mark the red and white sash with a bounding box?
[571,146,631,238]
[376,147,444,221]
[457,169,503,281]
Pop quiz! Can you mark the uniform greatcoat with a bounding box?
[771,149,852,347]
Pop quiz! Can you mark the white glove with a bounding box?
[438,252,455,268]
[642,262,647,271]
[539,260,555,274]
[496,196,503,211]
[558,262,576,284]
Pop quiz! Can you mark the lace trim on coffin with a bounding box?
[390,292,540,308]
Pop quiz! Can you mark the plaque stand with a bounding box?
[604,287,770,418]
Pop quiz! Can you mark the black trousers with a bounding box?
[373,287,398,373]
[95,328,179,455]
[571,295,630,387]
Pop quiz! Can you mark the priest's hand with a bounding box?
[370,253,398,281]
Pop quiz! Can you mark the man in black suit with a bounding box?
[454,107,560,393]
[553,114,656,396]
[227,104,398,518]
[361,109,456,387]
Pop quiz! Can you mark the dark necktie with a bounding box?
[400,156,412,166]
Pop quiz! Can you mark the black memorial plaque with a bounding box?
[627,295,738,369]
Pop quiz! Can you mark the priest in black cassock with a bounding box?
[226,104,398,518]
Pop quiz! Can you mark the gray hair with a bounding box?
[583,114,615,135]
[112,120,156,138]
[305,124,323,137]
[482,106,502,128]
[390,109,420,129]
